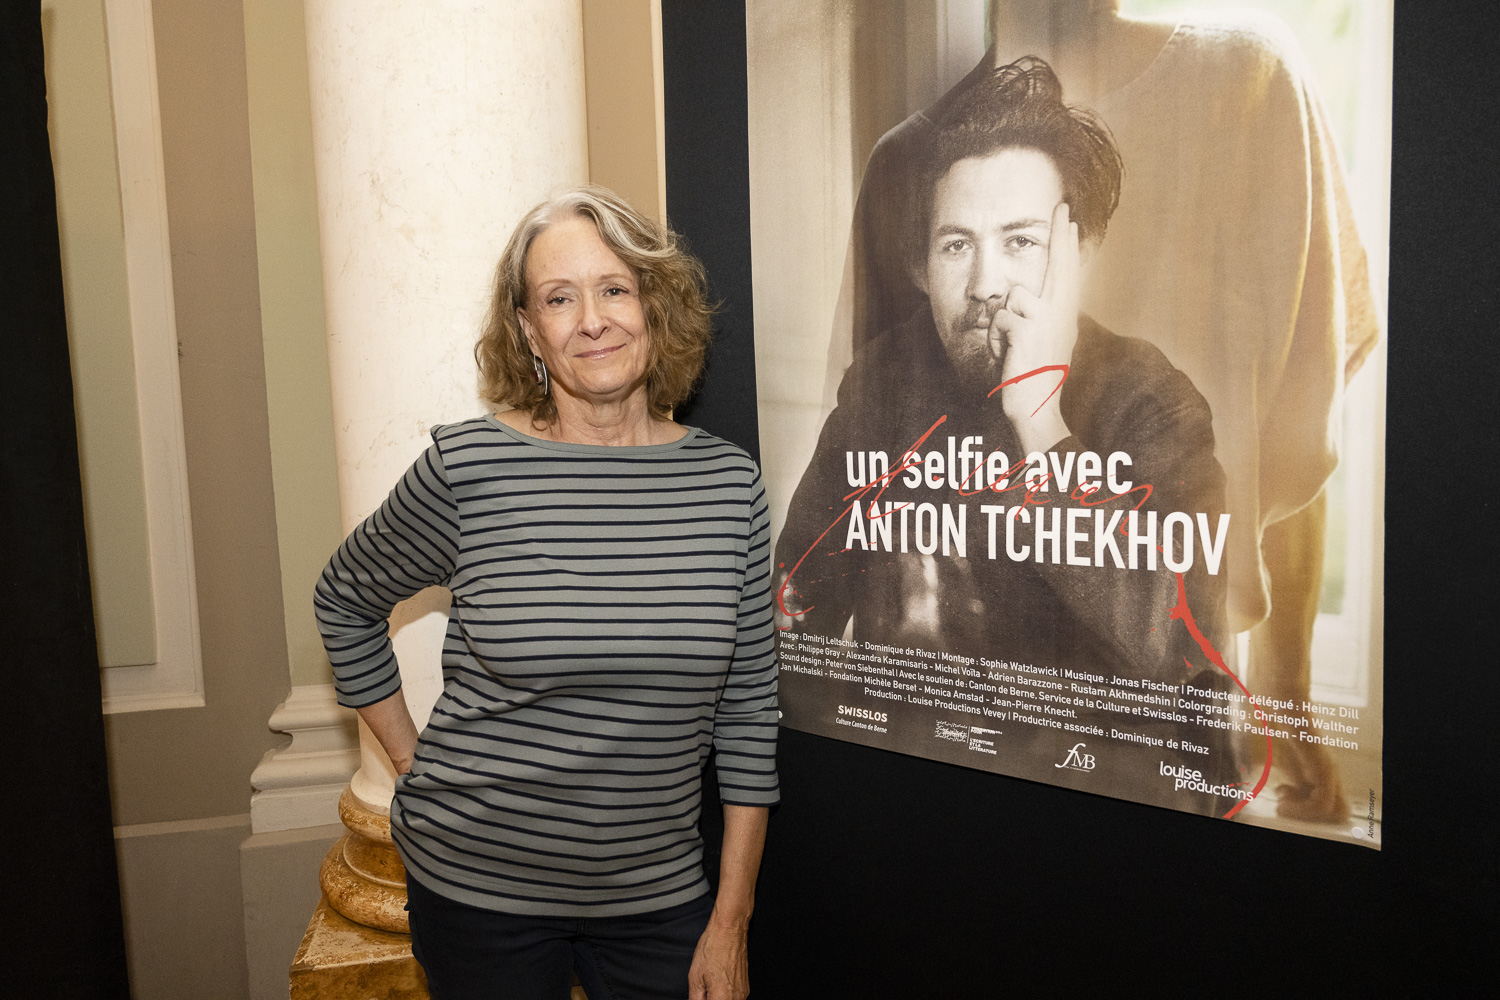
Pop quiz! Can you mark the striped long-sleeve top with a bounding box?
[314,415,780,917]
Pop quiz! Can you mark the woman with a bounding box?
[315,185,779,1000]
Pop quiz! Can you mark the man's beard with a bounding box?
[939,301,1007,403]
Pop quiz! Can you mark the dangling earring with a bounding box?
[532,354,550,396]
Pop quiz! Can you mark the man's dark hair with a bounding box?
[911,57,1123,264]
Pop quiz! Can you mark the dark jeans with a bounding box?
[406,875,713,1000]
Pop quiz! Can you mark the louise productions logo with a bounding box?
[1055,742,1096,771]
[1158,761,1253,802]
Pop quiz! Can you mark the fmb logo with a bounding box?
[1055,742,1096,771]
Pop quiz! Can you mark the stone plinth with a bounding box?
[289,894,591,1000]
[289,895,427,1000]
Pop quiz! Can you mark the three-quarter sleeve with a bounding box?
[314,441,460,708]
[713,474,782,807]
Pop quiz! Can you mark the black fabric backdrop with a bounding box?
[665,2,1497,994]
[2,6,131,998]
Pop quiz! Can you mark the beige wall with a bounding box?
[66,0,673,811]
[583,0,665,222]
[116,816,253,1000]
[42,0,158,669]
[86,2,293,996]
[52,0,668,992]
[104,0,289,823]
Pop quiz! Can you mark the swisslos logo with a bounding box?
[839,705,888,723]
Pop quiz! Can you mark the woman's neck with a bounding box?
[503,389,682,447]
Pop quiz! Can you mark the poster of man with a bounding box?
[747,0,1387,846]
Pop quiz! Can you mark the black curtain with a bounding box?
[663,1,1497,994]
[1,7,131,997]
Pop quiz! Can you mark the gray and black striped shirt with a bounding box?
[315,415,780,916]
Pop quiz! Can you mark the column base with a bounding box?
[290,895,428,1000]
[320,785,408,932]
[250,684,360,835]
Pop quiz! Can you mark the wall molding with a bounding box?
[250,684,360,835]
[100,0,204,713]
[115,812,251,839]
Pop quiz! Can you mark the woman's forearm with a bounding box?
[356,690,420,774]
[711,804,769,927]
[688,804,769,999]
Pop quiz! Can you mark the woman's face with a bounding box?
[518,215,650,409]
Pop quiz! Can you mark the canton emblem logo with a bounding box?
[1055,742,1096,771]
[934,720,969,742]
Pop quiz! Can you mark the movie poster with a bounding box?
[747,0,1388,846]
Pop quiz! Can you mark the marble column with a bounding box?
[301,0,589,933]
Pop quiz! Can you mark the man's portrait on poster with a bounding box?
[775,57,1244,815]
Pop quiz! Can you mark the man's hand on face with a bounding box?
[988,200,1079,454]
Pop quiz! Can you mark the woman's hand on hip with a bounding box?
[688,915,750,1000]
